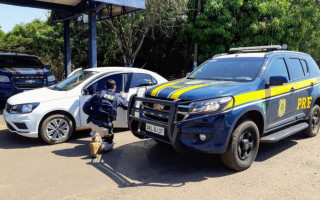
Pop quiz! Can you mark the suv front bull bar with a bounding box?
[127,94,187,152]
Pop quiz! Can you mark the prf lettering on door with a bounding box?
[297,97,312,110]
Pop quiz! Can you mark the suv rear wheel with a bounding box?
[40,114,74,144]
[220,120,260,171]
[303,105,320,137]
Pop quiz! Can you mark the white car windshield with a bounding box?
[51,71,97,91]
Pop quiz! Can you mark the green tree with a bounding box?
[0,19,66,79]
[183,0,320,65]
[0,26,4,39]
[290,0,320,63]
[103,0,188,67]
[0,18,122,80]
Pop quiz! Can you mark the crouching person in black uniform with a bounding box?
[83,79,128,157]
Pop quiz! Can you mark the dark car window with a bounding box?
[300,59,309,75]
[129,73,154,88]
[267,59,290,81]
[289,58,305,80]
[88,73,124,94]
[0,55,43,68]
[188,57,266,82]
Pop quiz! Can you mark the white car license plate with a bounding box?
[146,123,165,136]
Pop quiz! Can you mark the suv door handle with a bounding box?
[290,87,296,92]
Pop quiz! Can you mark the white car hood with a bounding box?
[8,88,68,105]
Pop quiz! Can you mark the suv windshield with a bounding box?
[189,57,266,82]
[52,71,97,91]
[0,55,43,68]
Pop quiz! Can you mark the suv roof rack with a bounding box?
[212,53,228,59]
[229,45,283,53]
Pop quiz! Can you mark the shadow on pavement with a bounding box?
[256,132,313,162]
[90,139,229,188]
[51,131,314,188]
[0,129,45,149]
[0,128,92,150]
[53,138,230,188]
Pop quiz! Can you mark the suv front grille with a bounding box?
[142,99,188,123]
[13,74,45,89]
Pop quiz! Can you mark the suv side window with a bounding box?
[289,58,305,80]
[300,59,309,75]
[88,73,124,94]
[268,59,290,81]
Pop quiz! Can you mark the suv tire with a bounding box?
[303,105,320,137]
[40,114,74,144]
[220,120,259,171]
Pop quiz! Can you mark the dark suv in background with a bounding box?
[0,53,57,101]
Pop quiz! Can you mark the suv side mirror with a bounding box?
[45,65,51,70]
[268,76,288,87]
[186,72,191,77]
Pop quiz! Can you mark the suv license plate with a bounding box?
[146,123,165,136]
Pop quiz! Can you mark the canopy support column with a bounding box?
[64,20,71,78]
[88,7,97,68]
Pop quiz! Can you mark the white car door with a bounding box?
[115,73,158,123]
[113,73,151,127]
[112,86,148,127]
[79,73,127,127]
[79,72,158,128]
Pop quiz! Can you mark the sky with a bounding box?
[0,4,48,33]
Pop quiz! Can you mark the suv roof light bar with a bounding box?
[229,45,282,53]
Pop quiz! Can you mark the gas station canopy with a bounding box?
[0,0,145,75]
[0,0,145,22]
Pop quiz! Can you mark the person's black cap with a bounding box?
[106,79,116,89]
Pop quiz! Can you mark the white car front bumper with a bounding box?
[3,109,41,138]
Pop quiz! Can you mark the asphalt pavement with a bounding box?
[0,102,320,200]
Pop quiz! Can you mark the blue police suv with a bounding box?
[0,53,56,101]
[128,45,320,170]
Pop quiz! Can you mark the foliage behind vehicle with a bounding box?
[0,0,319,80]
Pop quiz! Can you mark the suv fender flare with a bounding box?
[310,94,320,111]
[224,104,265,151]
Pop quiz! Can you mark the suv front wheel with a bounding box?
[220,120,260,171]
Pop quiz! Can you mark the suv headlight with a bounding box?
[0,75,10,83]
[188,97,233,114]
[48,75,56,82]
[11,103,40,114]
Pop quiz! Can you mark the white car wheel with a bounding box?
[40,114,73,144]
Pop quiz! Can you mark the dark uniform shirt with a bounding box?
[83,89,128,128]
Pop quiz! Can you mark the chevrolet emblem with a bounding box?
[26,80,36,84]
[153,104,164,110]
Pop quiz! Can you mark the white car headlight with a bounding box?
[48,75,56,82]
[0,75,10,83]
[188,97,233,114]
[11,103,40,114]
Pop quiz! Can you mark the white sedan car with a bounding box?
[3,67,167,144]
